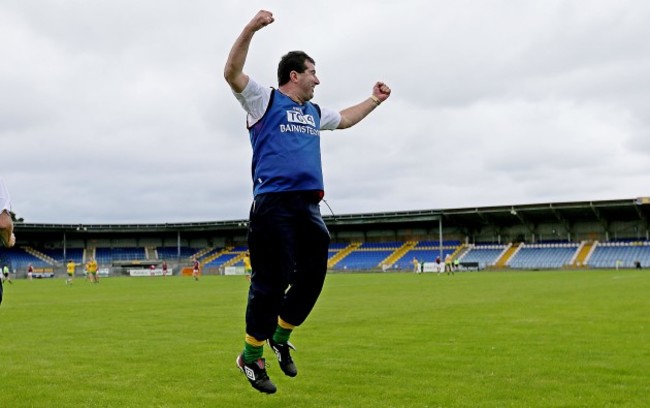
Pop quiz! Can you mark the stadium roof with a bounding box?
[13,197,649,236]
[438,197,650,230]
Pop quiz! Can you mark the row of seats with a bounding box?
[0,247,50,271]
[0,246,206,271]
[358,242,401,249]
[204,252,240,268]
[588,243,650,268]
[508,245,578,269]
[157,247,201,260]
[332,250,393,270]
[459,242,649,269]
[393,249,456,270]
[416,240,462,248]
[40,248,84,263]
[459,247,505,269]
[95,247,146,264]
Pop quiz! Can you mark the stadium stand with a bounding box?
[328,242,347,259]
[95,247,146,264]
[329,240,460,270]
[586,241,650,268]
[157,246,199,260]
[507,243,579,269]
[458,245,507,269]
[204,253,239,268]
[203,246,248,268]
[0,247,50,270]
[3,197,649,275]
[40,247,84,264]
[393,248,455,269]
[4,239,650,273]
[332,250,393,270]
[415,240,462,248]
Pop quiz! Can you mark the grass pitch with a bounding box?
[1,270,649,407]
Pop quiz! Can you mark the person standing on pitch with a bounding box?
[224,10,391,394]
[412,257,421,274]
[192,257,200,281]
[66,259,77,285]
[1,264,11,306]
[243,251,252,281]
[86,257,98,283]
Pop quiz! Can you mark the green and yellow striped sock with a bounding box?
[272,317,295,344]
[242,334,264,363]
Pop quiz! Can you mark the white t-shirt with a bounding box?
[0,178,11,213]
[233,77,341,130]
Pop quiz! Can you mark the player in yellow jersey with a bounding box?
[243,251,252,281]
[66,259,77,285]
[86,258,99,283]
[412,257,421,274]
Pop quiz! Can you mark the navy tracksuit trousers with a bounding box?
[245,191,330,341]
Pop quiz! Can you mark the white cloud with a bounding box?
[1,0,650,223]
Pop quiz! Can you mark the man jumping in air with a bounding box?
[224,10,391,394]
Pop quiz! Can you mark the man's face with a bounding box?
[295,61,320,101]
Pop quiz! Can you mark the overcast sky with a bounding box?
[2,0,649,224]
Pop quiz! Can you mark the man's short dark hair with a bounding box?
[277,51,315,86]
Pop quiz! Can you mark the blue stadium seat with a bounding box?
[459,245,506,269]
[508,244,578,269]
[587,242,650,268]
